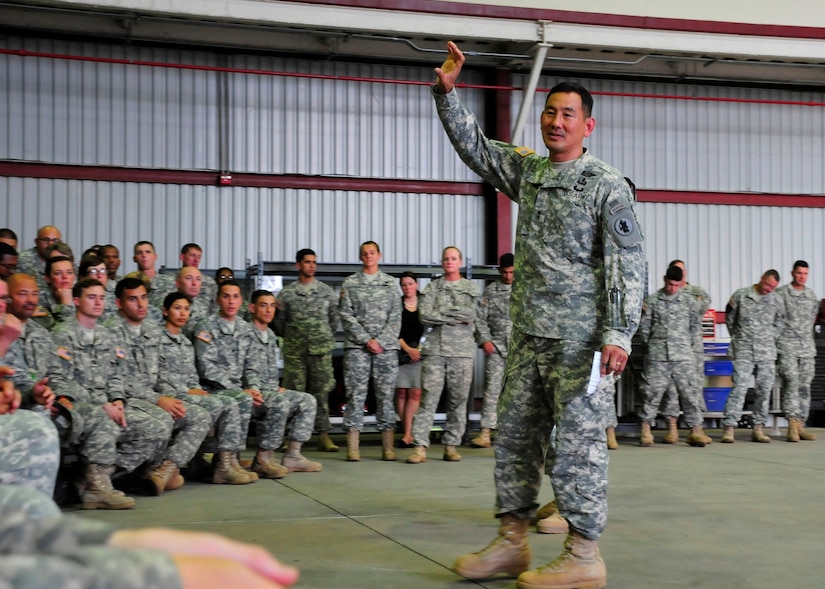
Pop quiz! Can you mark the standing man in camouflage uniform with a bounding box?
[339,241,401,462]
[471,252,514,449]
[273,249,340,452]
[406,246,480,464]
[437,43,645,589]
[776,260,819,442]
[127,241,176,311]
[17,225,61,294]
[722,270,784,443]
[158,292,254,484]
[105,277,211,494]
[637,265,710,448]
[195,280,321,479]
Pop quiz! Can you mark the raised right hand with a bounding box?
[435,41,465,94]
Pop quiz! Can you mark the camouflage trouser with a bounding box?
[211,389,254,447]
[778,354,816,420]
[72,402,120,466]
[661,352,706,415]
[412,355,474,447]
[0,410,60,497]
[722,357,775,427]
[258,389,317,448]
[494,332,609,541]
[116,401,172,473]
[640,360,703,427]
[480,351,505,430]
[129,399,210,468]
[343,348,398,431]
[0,483,61,520]
[605,397,618,429]
[183,394,245,452]
[282,353,335,433]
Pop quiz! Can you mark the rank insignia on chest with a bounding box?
[115,347,126,359]
[55,346,71,361]
[33,307,49,317]
[197,331,213,343]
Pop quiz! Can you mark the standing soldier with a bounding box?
[776,260,819,442]
[722,270,784,443]
[274,249,340,452]
[637,265,711,447]
[338,241,402,462]
[471,252,514,448]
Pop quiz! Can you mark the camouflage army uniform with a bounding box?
[339,270,401,431]
[0,485,180,587]
[0,410,60,499]
[181,293,215,340]
[776,284,819,420]
[411,276,480,447]
[156,326,246,452]
[201,273,218,301]
[638,288,704,427]
[194,314,312,449]
[105,314,210,468]
[723,286,784,427]
[31,289,75,332]
[273,279,339,433]
[434,88,645,539]
[101,282,119,323]
[49,317,170,474]
[474,280,512,430]
[4,321,120,468]
[17,247,48,293]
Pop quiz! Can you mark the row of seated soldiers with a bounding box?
[0,270,322,511]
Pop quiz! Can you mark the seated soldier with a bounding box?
[174,266,215,339]
[32,256,75,331]
[79,253,118,322]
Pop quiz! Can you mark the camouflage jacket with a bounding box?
[682,282,712,353]
[193,314,261,391]
[248,324,281,388]
[104,314,163,402]
[3,321,62,405]
[639,288,699,362]
[31,289,75,332]
[419,276,480,358]
[434,88,645,352]
[339,270,401,350]
[474,280,512,357]
[17,247,47,292]
[156,327,202,398]
[273,279,339,356]
[726,285,784,361]
[776,284,819,358]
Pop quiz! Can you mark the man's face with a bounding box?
[165,298,191,329]
[757,275,779,295]
[359,244,381,272]
[74,285,105,320]
[47,260,75,292]
[117,285,149,323]
[0,254,18,280]
[102,247,121,277]
[177,267,203,298]
[8,276,39,320]
[664,278,681,296]
[441,248,462,275]
[251,294,277,325]
[296,255,317,279]
[133,244,157,271]
[791,266,809,288]
[217,285,243,319]
[35,227,61,259]
[180,247,202,268]
[540,92,595,162]
[499,266,514,285]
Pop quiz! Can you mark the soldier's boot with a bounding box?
[662,417,679,444]
[470,428,493,448]
[531,500,559,525]
[537,513,569,534]
[406,446,427,464]
[143,459,181,495]
[639,422,654,447]
[346,428,361,462]
[230,452,257,481]
[752,424,772,443]
[787,418,800,442]
[282,441,323,472]
[721,426,735,443]
[164,463,185,491]
[81,464,136,510]
[317,432,340,452]
[517,531,606,589]
[213,451,254,484]
[685,426,707,447]
[250,449,289,478]
[453,515,531,580]
[798,420,817,441]
[443,445,462,462]
[381,429,397,461]
[605,427,619,450]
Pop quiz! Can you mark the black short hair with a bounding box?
[0,228,18,240]
[668,259,685,269]
[163,291,192,310]
[665,266,683,282]
[400,271,417,282]
[181,243,202,255]
[79,254,104,277]
[72,277,103,299]
[764,269,780,282]
[115,276,148,300]
[217,279,242,297]
[296,248,316,263]
[546,82,594,118]
[250,289,276,305]
[0,242,18,258]
[499,253,514,268]
[793,260,809,271]
[45,256,73,277]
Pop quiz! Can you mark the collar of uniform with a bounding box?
[524,150,597,188]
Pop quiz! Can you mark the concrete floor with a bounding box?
[74,428,825,589]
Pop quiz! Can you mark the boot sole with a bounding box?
[454,564,528,580]
[518,576,606,589]
[82,500,135,510]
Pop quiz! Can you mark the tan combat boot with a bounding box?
[381,429,397,461]
[252,449,289,479]
[406,446,427,464]
[443,445,462,462]
[605,427,619,450]
[346,428,360,462]
[282,441,323,472]
[639,422,654,447]
[752,424,771,443]
[532,500,558,524]
[662,417,679,444]
[143,459,182,495]
[470,428,492,448]
[721,426,735,443]
[81,464,136,510]
[317,432,340,452]
[453,515,531,580]
[517,531,606,589]
[787,418,800,442]
[213,451,253,484]
[685,425,707,447]
[537,512,569,534]
[798,420,817,441]
[164,462,185,491]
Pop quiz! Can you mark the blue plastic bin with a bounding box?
[705,360,734,376]
[703,387,732,412]
[703,342,730,356]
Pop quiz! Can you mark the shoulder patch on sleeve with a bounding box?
[514,146,535,157]
[606,200,643,248]
[115,347,126,359]
[33,307,49,318]
[196,330,213,343]
[56,346,71,361]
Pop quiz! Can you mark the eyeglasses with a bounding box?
[217,274,234,280]
[37,237,61,244]
[86,269,107,276]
